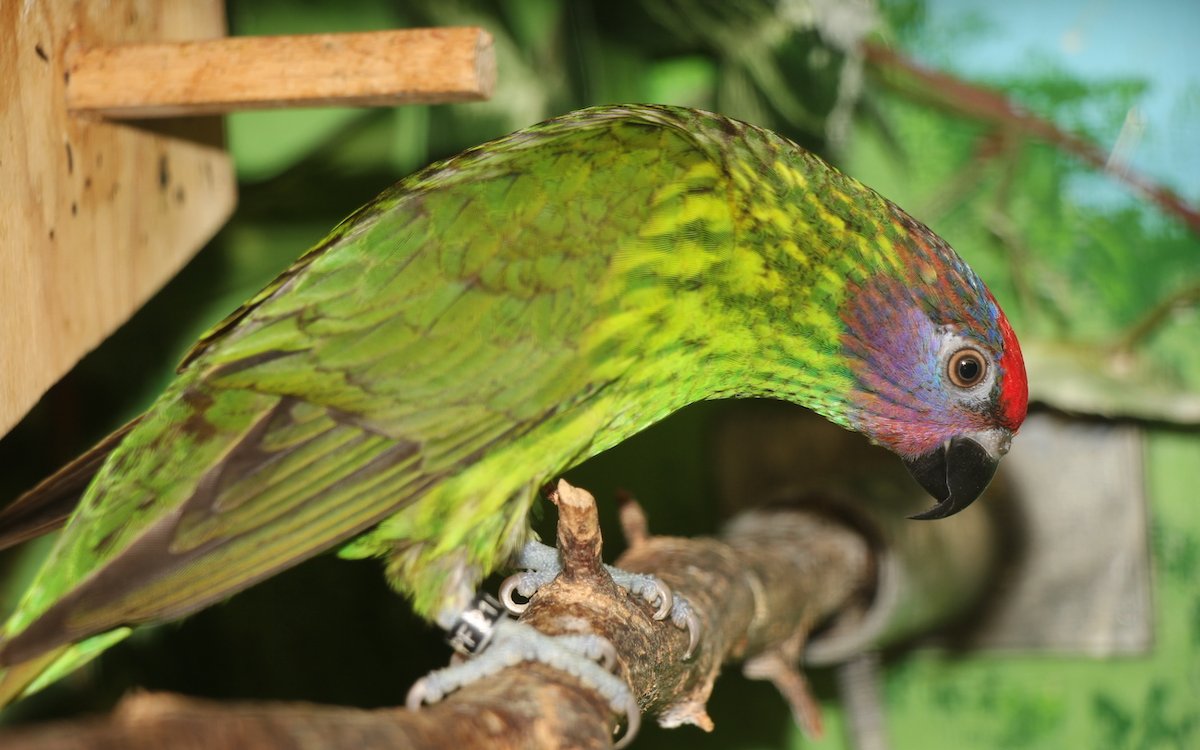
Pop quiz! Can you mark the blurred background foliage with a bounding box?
[1,0,1197,748]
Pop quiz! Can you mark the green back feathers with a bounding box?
[1,105,929,689]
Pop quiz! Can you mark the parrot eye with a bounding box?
[948,348,987,388]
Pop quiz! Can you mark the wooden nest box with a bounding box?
[1,0,495,437]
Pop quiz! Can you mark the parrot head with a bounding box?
[837,208,1028,519]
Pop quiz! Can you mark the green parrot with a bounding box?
[0,105,1027,710]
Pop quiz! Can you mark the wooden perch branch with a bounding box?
[0,481,873,749]
[66,28,496,119]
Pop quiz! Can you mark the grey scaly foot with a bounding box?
[407,618,640,748]
[500,540,701,658]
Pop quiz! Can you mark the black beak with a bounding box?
[903,436,999,520]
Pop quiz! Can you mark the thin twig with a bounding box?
[863,41,1200,236]
[1113,281,1200,354]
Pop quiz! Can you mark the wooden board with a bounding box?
[0,0,236,436]
[67,28,496,118]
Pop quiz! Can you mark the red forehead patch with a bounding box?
[996,312,1028,431]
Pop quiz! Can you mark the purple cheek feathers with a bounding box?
[839,273,982,457]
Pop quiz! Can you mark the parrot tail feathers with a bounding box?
[0,629,131,710]
[0,647,64,709]
[0,418,143,551]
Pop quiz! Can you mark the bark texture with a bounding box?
[0,480,874,749]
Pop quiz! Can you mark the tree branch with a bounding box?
[862,41,1200,236]
[0,480,873,749]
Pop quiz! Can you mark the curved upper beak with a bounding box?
[903,430,1012,520]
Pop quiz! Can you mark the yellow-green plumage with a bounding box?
[0,105,1020,699]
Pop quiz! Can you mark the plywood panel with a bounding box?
[0,0,236,435]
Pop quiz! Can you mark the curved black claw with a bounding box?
[617,572,674,620]
[904,436,1000,520]
[499,570,555,615]
[669,595,702,659]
